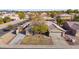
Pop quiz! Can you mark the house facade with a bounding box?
[58,13,73,21]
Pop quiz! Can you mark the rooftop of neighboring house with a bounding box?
[66,21,79,30]
[0,12,20,20]
[58,13,72,17]
[40,12,48,17]
[45,21,63,32]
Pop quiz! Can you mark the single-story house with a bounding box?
[63,21,79,37]
[58,13,73,21]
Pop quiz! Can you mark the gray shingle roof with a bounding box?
[67,21,79,30]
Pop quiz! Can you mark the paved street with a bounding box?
[0,19,28,29]
[0,29,9,36]
[0,19,29,37]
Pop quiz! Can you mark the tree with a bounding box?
[32,24,48,34]
[17,11,25,19]
[31,14,48,34]
[74,16,79,21]
[0,17,4,24]
[48,11,58,17]
[74,9,79,13]
[48,11,64,18]
[56,17,65,25]
[66,9,73,14]
[3,16,11,23]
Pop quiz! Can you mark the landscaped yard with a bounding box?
[21,34,53,45]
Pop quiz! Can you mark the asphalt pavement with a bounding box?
[0,29,9,36]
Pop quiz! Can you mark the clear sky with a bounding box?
[0,0,79,10]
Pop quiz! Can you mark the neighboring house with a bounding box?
[40,12,56,22]
[25,14,30,19]
[42,16,55,21]
[63,21,79,43]
[7,13,19,20]
[0,12,20,20]
[70,13,79,17]
[46,21,65,37]
[63,21,79,37]
[75,13,79,17]
[58,13,73,21]
[40,12,48,17]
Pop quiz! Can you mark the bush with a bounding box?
[74,16,79,21]
[3,16,11,23]
[0,18,4,24]
[17,11,25,19]
[7,24,16,30]
[56,16,65,25]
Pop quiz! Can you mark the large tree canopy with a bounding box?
[32,24,48,34]
[65,9,73,14]
[17,11,25,19]
[74,9,79,13]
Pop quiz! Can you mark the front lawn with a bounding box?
[21,34,53,45]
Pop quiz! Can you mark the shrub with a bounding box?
[7,24,16,30]
[17,11,25,19]
[3,16,11,23]
[56,16,65,25]
[0,17,4,24]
